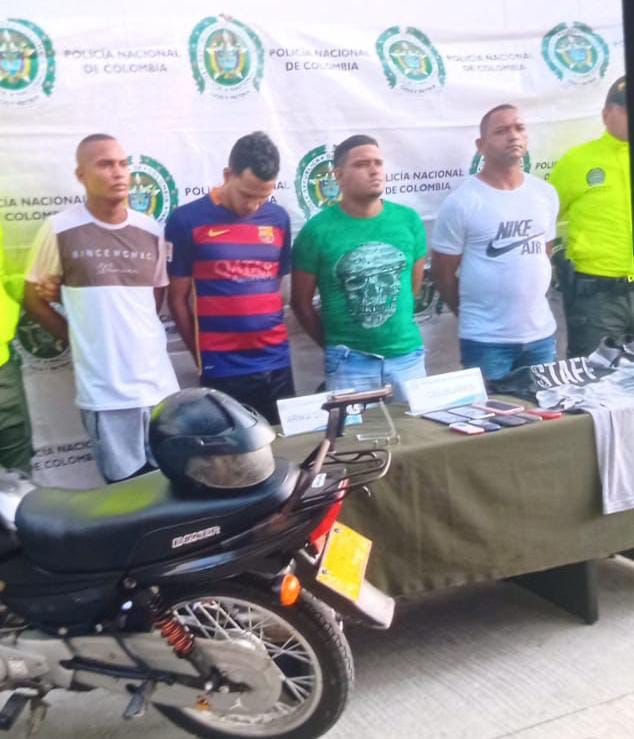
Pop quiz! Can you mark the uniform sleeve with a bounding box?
[25,219,62,283]
[431,194,466,255]
[292,221,318,274]
[410,210,427,260]
[153,229,170,288]
[545,183,560,242]
[547,154,574,219]
[165,209,194,277]
[279,211,292,277]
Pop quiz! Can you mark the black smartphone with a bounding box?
[515,412,542,423]
[489,414,529,427]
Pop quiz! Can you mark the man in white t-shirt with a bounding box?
[431,104,559,380]
[23,134,179,482]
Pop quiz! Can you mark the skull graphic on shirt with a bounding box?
[335,242,406,329]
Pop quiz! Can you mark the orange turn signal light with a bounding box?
[279,573,301,606]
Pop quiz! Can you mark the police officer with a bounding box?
[0,226,32,473]
[549,76,632,358]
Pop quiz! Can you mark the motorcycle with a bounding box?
[0,386,395,738]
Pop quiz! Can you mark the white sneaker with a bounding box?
[587,337,625,368]
[621,333,634,355]
[618,334,634,367]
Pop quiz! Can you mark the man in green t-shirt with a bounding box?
[291,134,427,400]
[0,226,32,473]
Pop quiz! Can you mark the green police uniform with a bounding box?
[0,227,32,472]
[549,129,633,357]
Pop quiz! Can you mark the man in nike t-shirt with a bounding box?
[165,132,294,424]
[431,104,559,380]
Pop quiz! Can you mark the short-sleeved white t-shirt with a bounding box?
[432,175,559,343]
[27,204,179,411]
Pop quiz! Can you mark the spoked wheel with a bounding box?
[154,585,353,739]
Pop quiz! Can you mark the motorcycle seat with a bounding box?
[15,459,299,574]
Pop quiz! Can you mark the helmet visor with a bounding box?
[185,445,275,489]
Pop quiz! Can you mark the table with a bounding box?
[274,405,634,622]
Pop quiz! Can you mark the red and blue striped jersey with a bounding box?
[165,194,291,378]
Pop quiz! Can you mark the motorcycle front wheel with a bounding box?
[154,584,354,739]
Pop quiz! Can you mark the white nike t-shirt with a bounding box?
[432,175,559,343]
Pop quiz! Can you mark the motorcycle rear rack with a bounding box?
[313,448,391,498]
[283,446,391,515]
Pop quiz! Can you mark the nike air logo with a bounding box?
[486,232,544,258]
[207,228,230,238]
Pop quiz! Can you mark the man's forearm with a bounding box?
[23,284,69,342]
[292,303,324,347]
[170,303,197,358]
[434,276,460,315]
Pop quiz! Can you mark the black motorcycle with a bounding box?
[0,386,394,738]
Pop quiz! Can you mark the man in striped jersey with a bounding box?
[166,132,294,424]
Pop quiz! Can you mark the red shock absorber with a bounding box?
[154,613,195,657]
[146,590,223,691]
[148,591,195,658]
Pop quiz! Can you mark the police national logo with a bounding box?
[376,26,445,93]
[469,152,532,175]
[541,22,609,84]
[189,15,264,98]
[127,155,178,222]
[295,145,341,220]
[0,18,55,104]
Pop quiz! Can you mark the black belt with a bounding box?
[575,272,634,288]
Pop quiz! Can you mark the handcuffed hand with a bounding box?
[35,275,62,303]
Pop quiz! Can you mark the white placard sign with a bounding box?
[405,368,487,415]
[277,390,361,437]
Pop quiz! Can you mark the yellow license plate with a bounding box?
[315,523,372,602]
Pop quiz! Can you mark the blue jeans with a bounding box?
[324,345,426,403]
[460,335,556,381]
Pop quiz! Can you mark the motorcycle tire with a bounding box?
[154,583,354,739]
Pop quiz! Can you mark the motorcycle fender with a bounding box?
[295,552,395,629]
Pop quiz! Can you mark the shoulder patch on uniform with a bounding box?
[586,167,606,186]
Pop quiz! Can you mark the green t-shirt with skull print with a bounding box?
[292,201,426,357]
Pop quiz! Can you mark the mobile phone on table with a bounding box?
[449,422,486,435]
[472,399,525,415]
[448,405,494,420]
[489,414,529,427]
[526,408,562,420]
[422,410,462,425]
[515,413,541,423]
[468,419,502,432]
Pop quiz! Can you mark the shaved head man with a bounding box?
[23,134,178,483]
[431,106,559,380]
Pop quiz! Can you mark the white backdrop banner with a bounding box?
[0,0,625,486]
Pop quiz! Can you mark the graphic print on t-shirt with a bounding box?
[334,242,406,329]
[486,219,544,258]
[58,223,159,287]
